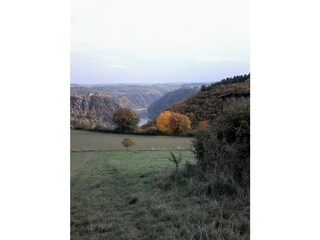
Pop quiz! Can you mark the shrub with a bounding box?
[195,120,209,131]
[192,99,250,188]
[140,126,159,135]
[121,138,135,151]
[73,119,91,129]
[167,151,183,174]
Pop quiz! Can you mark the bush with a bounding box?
[121,138,135,150]
[140,126,160,135]
[192,99,250,188]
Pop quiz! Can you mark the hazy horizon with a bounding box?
[70,77,239,86]
[71,0,249,84]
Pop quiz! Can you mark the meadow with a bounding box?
[71,130,193,151]
[71,131,249,240]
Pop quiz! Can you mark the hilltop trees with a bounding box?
[156,111,191,135]
[200,73,250,92]
[113,108,140,133]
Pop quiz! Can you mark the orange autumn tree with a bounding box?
[156,111,172,134]
[156,111,191,135]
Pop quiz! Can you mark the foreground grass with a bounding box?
[71,150,249,240]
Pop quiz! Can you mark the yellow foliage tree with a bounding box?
[156,111,191,135]
[156,111,173,135]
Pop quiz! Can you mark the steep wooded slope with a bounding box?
[168,78,250,127]
[147,87,199,119]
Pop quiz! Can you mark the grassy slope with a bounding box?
[71,151,249,240]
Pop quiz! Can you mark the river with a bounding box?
[133,108,150,126]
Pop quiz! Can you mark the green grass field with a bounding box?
[71,130,193,151]
[71,131,249,240]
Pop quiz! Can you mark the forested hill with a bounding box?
[147,87,199,119]
[168,75,250,127]
[200,73,250,91]
[70,94,121,129]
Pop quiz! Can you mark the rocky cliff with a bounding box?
[70,94,121,129]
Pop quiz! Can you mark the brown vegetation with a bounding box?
[192,99,250,188]
[168,78,250,127]
[113,108,140,133]
[156,111,191,135]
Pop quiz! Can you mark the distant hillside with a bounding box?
[70,84,180,109]
[148,87,199,119]
[168,75,250,127]
[70,94,121,129]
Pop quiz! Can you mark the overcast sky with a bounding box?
[71,0,249,84]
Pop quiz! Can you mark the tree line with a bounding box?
[112,108,192,136]
[200,73,250,92]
